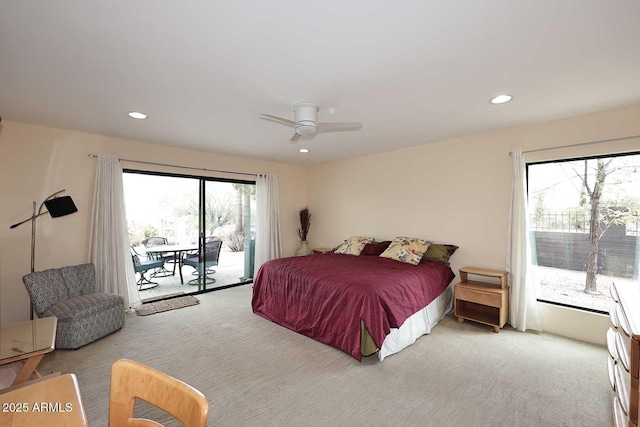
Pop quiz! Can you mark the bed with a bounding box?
[251,251,455,361]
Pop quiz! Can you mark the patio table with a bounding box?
[145,244,199,284]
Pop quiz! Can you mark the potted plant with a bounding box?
[295,207,314,256]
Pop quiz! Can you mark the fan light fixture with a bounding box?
[295,123,317,136]
[259,102,363,143]
[128,111,147,119]
[490,95,513,104]
[299,148,310,153]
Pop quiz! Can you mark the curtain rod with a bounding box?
[509,134,640,156]
[87,154,257,177]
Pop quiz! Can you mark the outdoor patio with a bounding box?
[136,248,251,302]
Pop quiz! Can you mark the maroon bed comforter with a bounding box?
[251,253,455,360]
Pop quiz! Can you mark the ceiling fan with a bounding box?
[260,103,363,143]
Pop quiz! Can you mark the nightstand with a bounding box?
[454,266,509,333]
[312,247,333,254]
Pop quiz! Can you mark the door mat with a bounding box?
[135,296,199,316]
[142,292,185,304]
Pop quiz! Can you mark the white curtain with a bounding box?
[507,148,542,332]
[255,173,282,270]
[88,154,140,309]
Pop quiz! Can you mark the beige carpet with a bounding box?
[39,285,611,426]
[134,295,199,316]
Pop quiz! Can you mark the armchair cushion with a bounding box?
[44,293,122,320]
[22,268,69,316]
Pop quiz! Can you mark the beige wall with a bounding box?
[307,103,640,345]
[2,104,639,343]
[0,121,308,325]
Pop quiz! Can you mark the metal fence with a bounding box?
[530,210,639,236]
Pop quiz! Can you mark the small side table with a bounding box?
[312,247,333,254]
[0,316,57,387]
[454,267,508,333]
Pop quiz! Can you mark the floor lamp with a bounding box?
[9,190,78,319]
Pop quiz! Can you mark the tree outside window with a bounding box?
[528,152,640,313]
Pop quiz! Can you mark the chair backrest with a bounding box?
[142,236,168,247]
[22,268,69,316]
[203,239,223,263]
[108,359,209,427]
[132,254,142,268]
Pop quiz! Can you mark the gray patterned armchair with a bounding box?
[22,263,125,349]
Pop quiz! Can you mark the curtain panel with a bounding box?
[255,173,282,270]
[507,148,542,332]
[89,154,140,309]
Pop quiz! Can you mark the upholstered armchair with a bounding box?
[22,263,125,349]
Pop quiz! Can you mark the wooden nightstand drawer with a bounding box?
[455,284,503,308]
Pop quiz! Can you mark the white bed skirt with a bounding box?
[378,284,454,361]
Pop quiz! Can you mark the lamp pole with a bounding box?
[31,201,36,275]
[9,189,77,320]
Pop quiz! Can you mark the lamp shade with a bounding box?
[44,196,78,218]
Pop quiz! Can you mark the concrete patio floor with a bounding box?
[136,248,252,302]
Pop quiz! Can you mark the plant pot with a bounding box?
[295,240,314,256]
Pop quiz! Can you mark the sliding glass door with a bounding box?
[123,170,255,301]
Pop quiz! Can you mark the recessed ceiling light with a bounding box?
[490,95,513,105]
[128,111,147,119]
[299,148,310,153]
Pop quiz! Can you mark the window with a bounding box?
[527,152,640,313]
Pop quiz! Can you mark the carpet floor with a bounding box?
[38,285,611,426]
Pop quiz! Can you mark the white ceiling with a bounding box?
[1,1,639,165]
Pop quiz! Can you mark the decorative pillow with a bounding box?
[379,236,430,265]
[361,241,392,256]
[421,244,459,266]
[333,236,375,256]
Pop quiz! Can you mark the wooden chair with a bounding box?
[108,359,209,427]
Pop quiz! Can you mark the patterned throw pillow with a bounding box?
[379,236,430,265]
[333,236,375,256]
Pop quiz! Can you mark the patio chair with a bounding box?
[132,253,164,290]
[142,236,175,277]
[182,237,222,285]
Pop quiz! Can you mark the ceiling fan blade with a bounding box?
[259,114,296,127]
[290,132,302,143]
[317,121,363,132]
